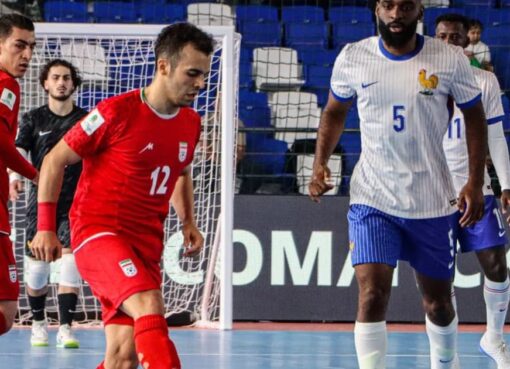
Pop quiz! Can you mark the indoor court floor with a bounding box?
[0,324,504,368]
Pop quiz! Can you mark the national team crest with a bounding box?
[8,264,17,283]
[119,259,138,277]
[179,142,188,162]
[418,69,439,96]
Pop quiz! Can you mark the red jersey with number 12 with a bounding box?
[64,89,201,248]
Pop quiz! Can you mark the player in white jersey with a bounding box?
[436,13,510,369]
[309,0,488,368]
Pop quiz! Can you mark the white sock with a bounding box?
[484,276,510,342]
[426,315,458,369]
[354,321,387,369]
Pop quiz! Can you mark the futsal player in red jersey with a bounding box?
[0,14,38,336]
[30,23,214,369]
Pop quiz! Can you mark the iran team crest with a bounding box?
[119,259,138,277]
[8,265,17,283]
[179,142,188,162]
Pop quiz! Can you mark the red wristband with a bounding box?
[37,202,57,231]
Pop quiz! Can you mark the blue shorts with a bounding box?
[456,195,508,253]
[348,205,457,280]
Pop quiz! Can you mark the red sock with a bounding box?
[0,312,6,335]
[95,361,105,369]
[134,314,181,369]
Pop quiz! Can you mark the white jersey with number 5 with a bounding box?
[331,34,481,218]
[443,66,508,196]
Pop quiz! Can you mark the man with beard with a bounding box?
[436,13,510,368]
[30,23,211,369]
[10,59,87,348]
[309,0,487,368]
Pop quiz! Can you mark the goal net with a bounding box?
[10,23,239,329]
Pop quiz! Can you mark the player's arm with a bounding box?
[30,139,82,262]
[0,118,37,181]
[309,92,352,202]
[170,166,204,257]
[487,120,510,223]
[458,100,487,227]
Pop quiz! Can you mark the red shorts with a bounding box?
[0,235,19,300]
[73,233,162,324]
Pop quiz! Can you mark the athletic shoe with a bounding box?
[480,332,510,369]
[31,320,49,347]
[56,324,80,349]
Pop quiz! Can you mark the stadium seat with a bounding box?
[452,0,496,8]
[284,23,330,48]
[423,7,465,36]
[492,48,510,91]
[239,21,282,48]
[464,8,510,27]
[77,87,108,111]
[93,1,138,23]
[44,0,88,23]
[298,48,338,66]
[235,5,278,25]
[61,42,108,84]
[501,93,510,132]
[139,3,186,23]
[304,64,332,89]
[239,90,271,130]
[253,47,305,91]
[281,6,325,23]
[187,3,234,26]
[332,23,375,48]
[328,6,373,24]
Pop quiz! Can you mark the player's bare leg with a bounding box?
[103,324,137,369]
[354,263,393,369]
[0,301,16,335]
[121,289,180,369]
[417,273,459,369]
[476,246,510,367]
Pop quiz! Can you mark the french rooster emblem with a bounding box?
[418,69,439,95]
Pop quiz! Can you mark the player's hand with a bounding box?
[9,179,24,201]
[30,231,63,262]
[182,223,204,257]
[500,189,510,225]
[308,164,334,203]
[457,182,484,227]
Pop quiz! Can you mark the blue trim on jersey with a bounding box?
[378,34,424,61]
[487,115,505,125]
[330,88,354,102]
[456,93,481,109]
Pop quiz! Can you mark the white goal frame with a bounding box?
[31,22,236,330]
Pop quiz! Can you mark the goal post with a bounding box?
[11,22,239,330]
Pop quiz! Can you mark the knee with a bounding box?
[0,317,13,335]
[359,285,391,314]
[59,253,81,288]
[484,260,508,282]
[26,258,50,290]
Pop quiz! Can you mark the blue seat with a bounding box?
[332,23,375,48]
[328,6,373,24]
[245,137,288,175]
[281,6,325,23]
[44,0,88,22]
[239,21,282,47]
[236,5,278,24]
[501,93,510,131]
[304,64,332,89]
[452,0,496,7]
[492,48,510,91]
[464,8,510,27]
[93,1,137,23]
[139,3,186,23]
[423,7,465,36]
[239,62,253,89]
[239,90,271,129]
[285,23,329,48]
[298,48,337,66]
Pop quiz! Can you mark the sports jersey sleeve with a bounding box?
[63,103,120,158]
[330,44,356,102]
[483,72,505,125]
[0,122,37,179]
[15,111,35,151]
[449,49,481,109]
[0,78,19,131]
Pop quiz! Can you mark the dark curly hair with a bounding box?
[39,59,82,91]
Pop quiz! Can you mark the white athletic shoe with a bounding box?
[480,332,510,369]
[31,320,49,347]
[452,354,461,369]
[56,324,80,349]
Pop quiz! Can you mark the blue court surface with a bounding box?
[0,326,503,369]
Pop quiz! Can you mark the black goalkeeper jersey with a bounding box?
[15,104,88,217]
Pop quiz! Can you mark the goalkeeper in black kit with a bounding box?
[9,59,87,348]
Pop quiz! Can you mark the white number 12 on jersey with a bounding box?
[150,165,171,195]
